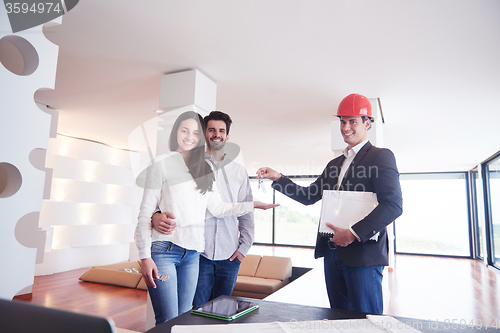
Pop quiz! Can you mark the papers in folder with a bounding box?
[319,190,378,237]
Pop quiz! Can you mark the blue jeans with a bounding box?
[192,255,241,308]
[148,241,200,325]
[324,248,384,314]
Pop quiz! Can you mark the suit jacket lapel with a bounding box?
[339,141,372,189]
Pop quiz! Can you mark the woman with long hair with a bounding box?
[135,111,276,325]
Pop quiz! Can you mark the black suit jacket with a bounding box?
[272,141,403,267]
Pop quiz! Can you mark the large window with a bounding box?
[250,177,320,246]
[250,173,474,257]
[250,179,274,244]
[394,173,471,257]
[246,151,500,266]
[483,153,500,267]
[273,178,321,246]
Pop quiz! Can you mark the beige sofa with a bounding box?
[232,254,292,299]
[80,255,292,299]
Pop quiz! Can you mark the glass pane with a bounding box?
[250,178,273,243]
[487,157,500,266]
[395,173,471,256]
[274,178,321,246]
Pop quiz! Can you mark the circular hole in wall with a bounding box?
[0,35,39,76]
[0,163,23,198]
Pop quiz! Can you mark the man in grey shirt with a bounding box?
[152,111,254,308]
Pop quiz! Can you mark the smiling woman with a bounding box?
[175,119,201,153]
[167,111,212,194]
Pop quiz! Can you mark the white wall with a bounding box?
[36,135,143,275]
[0,4,148,297]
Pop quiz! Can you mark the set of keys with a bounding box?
[257,178,267,193]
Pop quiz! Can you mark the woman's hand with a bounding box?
[141,258,159,288]
[254,201,280,210]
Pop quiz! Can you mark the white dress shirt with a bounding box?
[203,154,254,260]
[336,140,379,242]
[337,140,369,188]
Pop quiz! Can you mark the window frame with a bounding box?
[481,150,500,268]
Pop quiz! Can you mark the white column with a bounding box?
[156,69,217,156]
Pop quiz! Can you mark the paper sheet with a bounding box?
[172,321,285,333]
[278,318,422,333]
[171,317,423,333]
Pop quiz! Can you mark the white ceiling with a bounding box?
[35,0,500,175]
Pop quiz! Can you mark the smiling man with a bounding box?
[257,93,402,314]
[152,111,254,309]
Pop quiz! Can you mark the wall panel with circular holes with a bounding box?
[0,9,60,299]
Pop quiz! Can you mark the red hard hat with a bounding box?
[336,93,372,118]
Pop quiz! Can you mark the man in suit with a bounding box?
[257,93,402,314]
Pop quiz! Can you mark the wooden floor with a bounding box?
[26,267,147,332]
[21,247,500,332]
[385,254,500,325]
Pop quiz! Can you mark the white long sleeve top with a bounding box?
[135,152,254,259]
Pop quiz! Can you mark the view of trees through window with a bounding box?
[250,178,320,246]
[250,173,474,258]
[250,179,273,244]
[274,179,321,246]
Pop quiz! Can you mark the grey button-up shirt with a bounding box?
[202,153,254,260]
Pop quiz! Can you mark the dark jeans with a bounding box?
[192,255,241,308]
[324,248,384,314]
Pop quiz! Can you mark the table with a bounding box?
[144,296,498,333]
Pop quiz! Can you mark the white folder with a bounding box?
[319,190,378,237]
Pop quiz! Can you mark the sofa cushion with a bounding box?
[254,255,292,280]
[136,277,147,290]
[79,261,143,289]
[233,275,287,295]
[238,254,262,277]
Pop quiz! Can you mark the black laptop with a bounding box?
[0,298,116,333]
